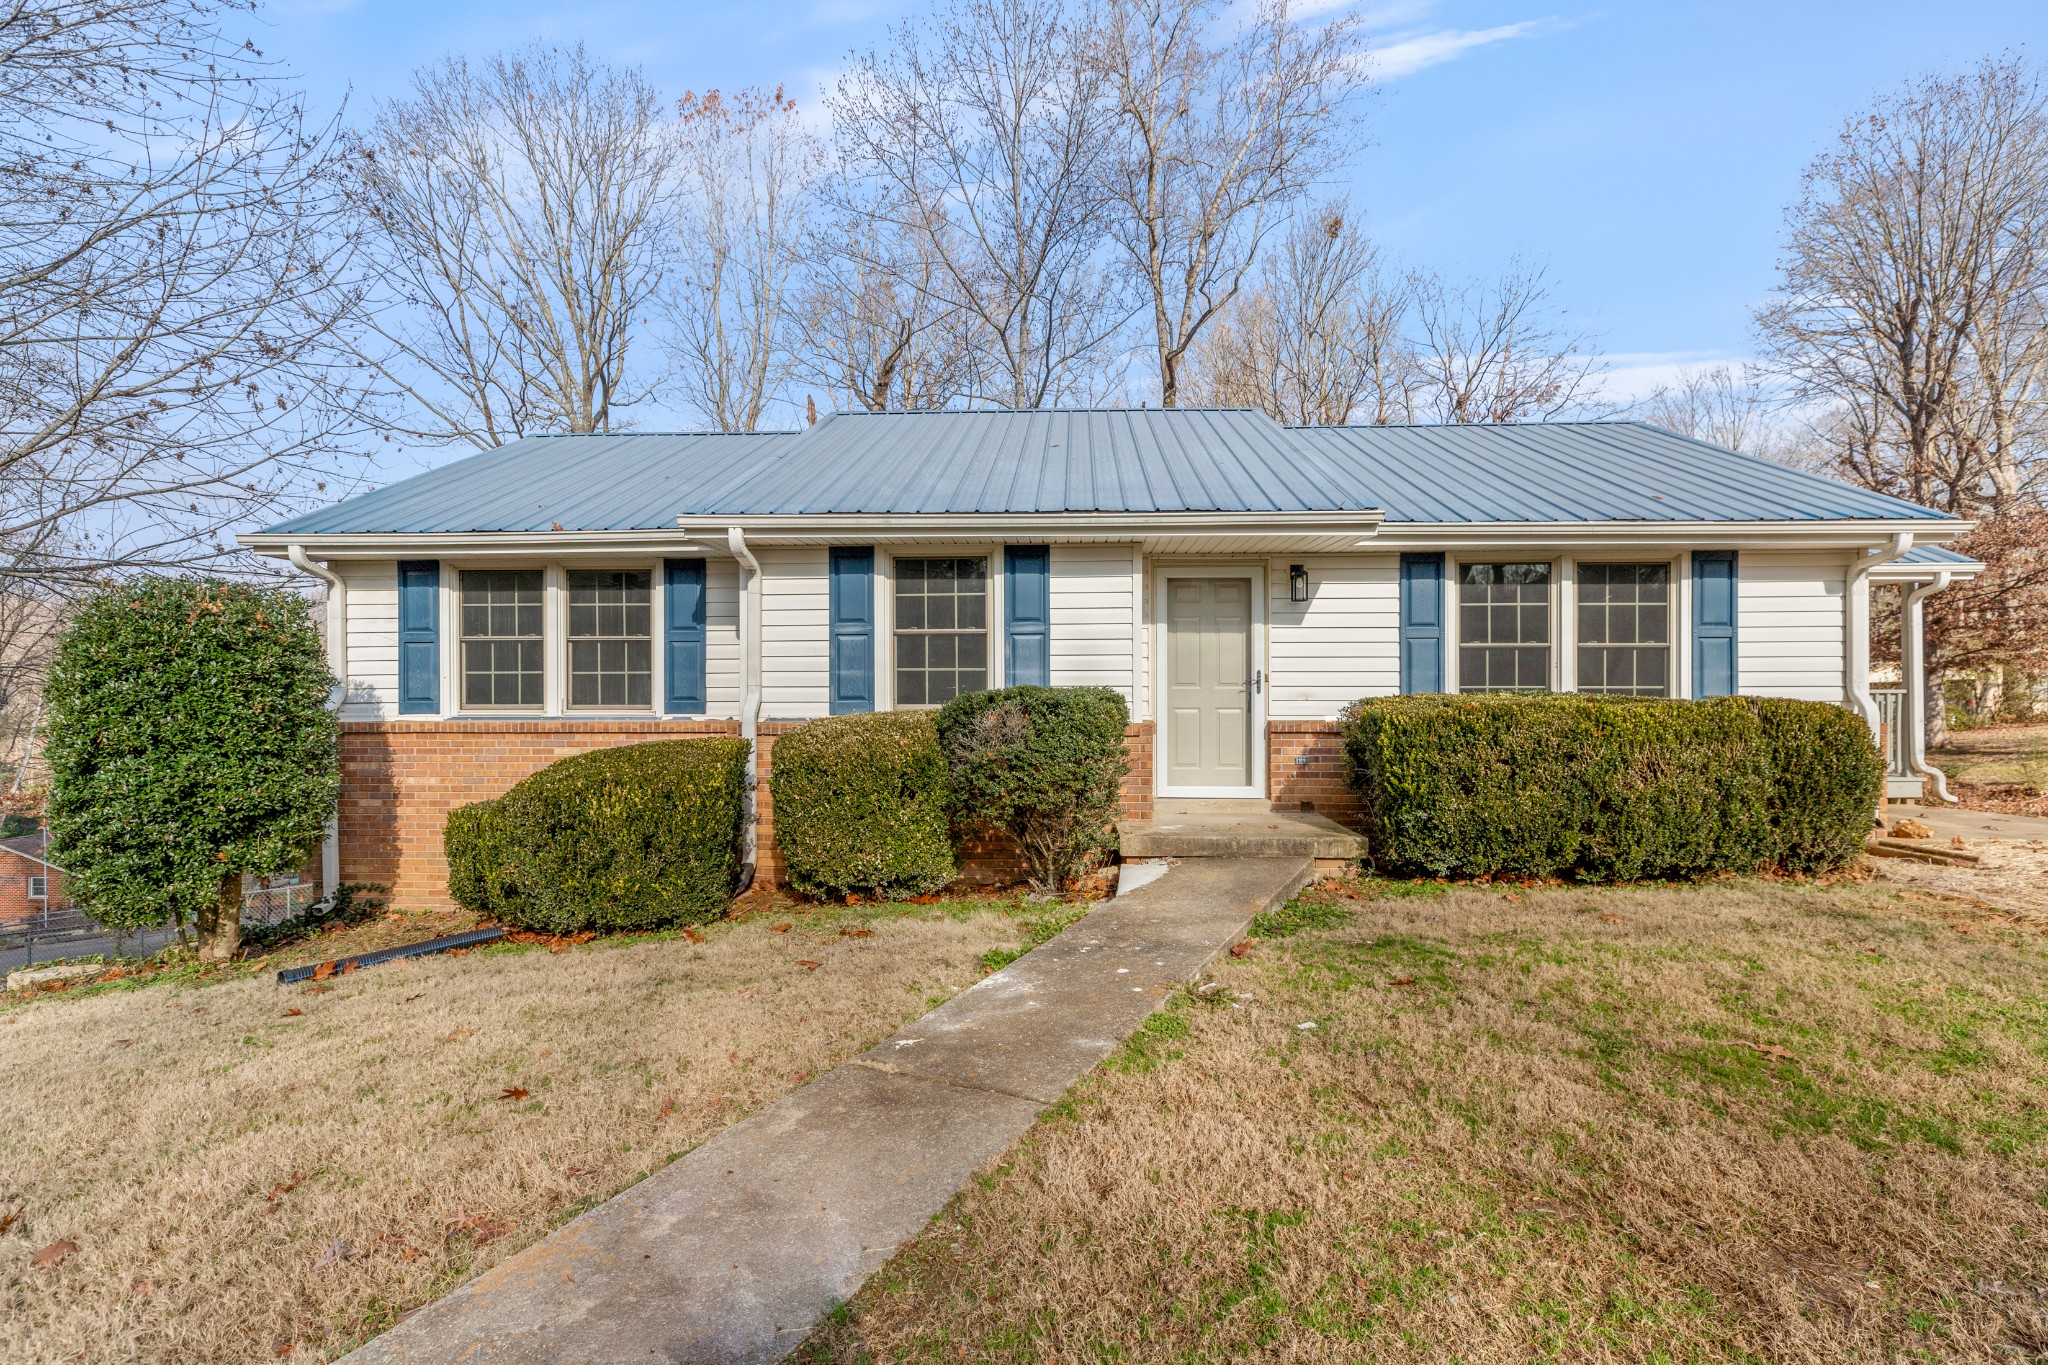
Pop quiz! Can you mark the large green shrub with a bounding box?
[1342,694,1806,881]
[770,712,954,900]
[443,738,748,933]
[936,685,1130,891]
[1754,697,1883,874]
[44,578,339,961]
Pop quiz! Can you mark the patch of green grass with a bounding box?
[1253,894,1352,939]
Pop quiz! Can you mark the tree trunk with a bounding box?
[1924,669,1950,752]
[196,873,244,963]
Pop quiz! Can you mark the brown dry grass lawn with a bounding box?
[0,895,1070,1364]
[1935,722,2048,816]
[803,876,2048,1364]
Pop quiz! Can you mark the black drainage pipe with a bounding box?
[276,927,507,985]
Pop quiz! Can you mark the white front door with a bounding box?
[1163,575,1256,792]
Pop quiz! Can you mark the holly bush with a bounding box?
[44,578,339,959]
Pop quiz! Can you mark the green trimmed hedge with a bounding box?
[1754,696,1885,874]
[936,685,1129,891]
[443,738,749,932]
[1342,694,1877,881]
[770,712,954,900]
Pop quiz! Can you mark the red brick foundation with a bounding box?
[1266,720,1363,831]
[338,718,1164,910]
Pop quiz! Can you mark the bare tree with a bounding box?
[1184,200,1409,424]
[830,0,1127,409]
[1,0,372,585]
[1757,56,2048,515]
[347,44,675,447]
[1101,0,1367,407]
[796,185,982,412]
[665,87,821,431]
[1638,364,1782,455]
[1759,56,2048,746]
[1408,260,1606,423]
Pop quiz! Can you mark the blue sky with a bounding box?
[266,0,2046,403]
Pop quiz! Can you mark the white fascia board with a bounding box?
[1366,519,1971,552]
[676,511,1386,544]
[240,530,711,558]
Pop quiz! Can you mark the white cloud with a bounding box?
[1600,352,1756,404]
[1370,20,1550,79]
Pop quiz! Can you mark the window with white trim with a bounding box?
[1576,563,1672,696]
[567,570,652,708]
[28,875,47,899]
[894,556,989,706]
[1458,562,1552,691]
[460,570,545,707]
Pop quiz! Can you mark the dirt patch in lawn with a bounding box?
[0,896,1071,1364]
[802,877,2048,1364]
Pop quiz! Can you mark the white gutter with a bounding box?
[1844,532,1913,731]
[727,528,763,882]
[288,544,346,900]
[1902,570,1959,803]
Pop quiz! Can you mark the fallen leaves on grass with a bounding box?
[770,923,793,935]
[310,962,334,982]
[443,1213,511,1245]
[445,1028,474,1042]
[839,927,873,939]
[498,1087,531,1102]
[32,1239,76,1268]
[282,1009,303,1018]
[797,960,822,972]
[1228,940,1254,958]
[0,1206,21,1235]
[1742,1041,1797,1063]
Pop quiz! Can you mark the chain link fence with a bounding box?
[1,882,324,974]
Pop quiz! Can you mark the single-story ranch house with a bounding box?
[240,409,1982,906]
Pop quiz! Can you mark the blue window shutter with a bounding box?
[397,559,440,715]
[664,558,708,714]
[828,547,875,714]
[1692,550,1739,698]
[1005,545,1051,687]
[1399,553,1445,694]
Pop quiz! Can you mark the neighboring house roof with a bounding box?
[0,831,60,871]
[254,409,1960,537]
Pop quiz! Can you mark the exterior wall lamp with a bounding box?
[1289,564,1309,603]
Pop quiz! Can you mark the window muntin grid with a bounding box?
[894,556,989,707]
[460,570,544,708]
[1457,562,1552,692]
[567,570,653,709]
[1576,563,1672,697]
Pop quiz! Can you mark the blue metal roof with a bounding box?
[258,411,1957,535]
[1893,544,1980,566]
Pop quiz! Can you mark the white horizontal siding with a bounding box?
[760,547,829,719]
[1738,550,1848,702]
[338,560,399,720]
[1268,555,1400,719]
[702,557,742,720]
[1050,544,1137,703]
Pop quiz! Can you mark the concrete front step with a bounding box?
[1119,806,1367,860]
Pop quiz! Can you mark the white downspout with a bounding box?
[1844,532,1912,734]
[727,528,763,882]
[1902,570,1958,803]
[288,544,345,900]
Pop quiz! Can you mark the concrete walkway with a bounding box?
[344,855,1313,1365]
[1887,802,2048,843]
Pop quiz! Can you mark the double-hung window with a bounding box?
[460,570,544,708]
[568,570,652,708]
[1577,563,1671,696]
[27,875,46,900]
[894,556,988,706]
[1458,562,1552,691]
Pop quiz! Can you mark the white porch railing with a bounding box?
[1870,687,1921,797]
